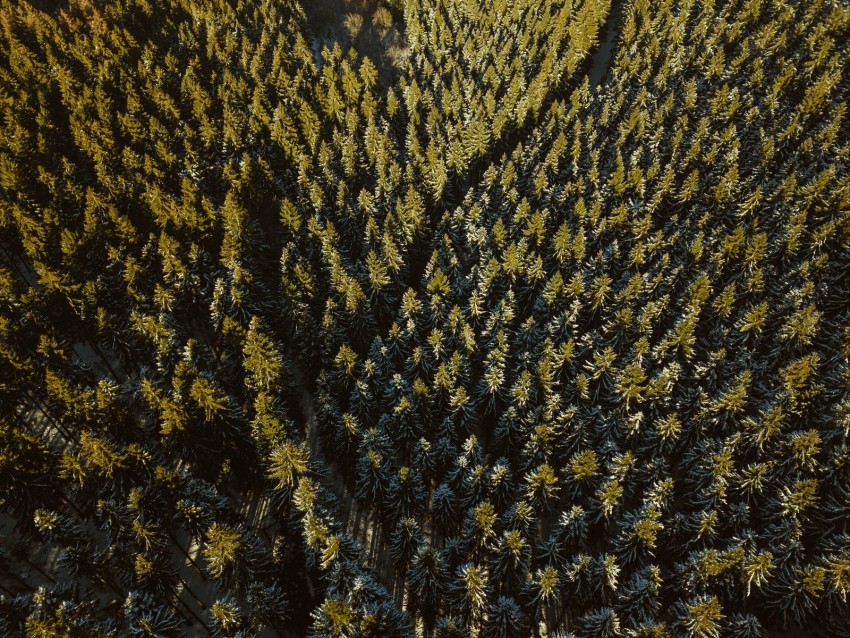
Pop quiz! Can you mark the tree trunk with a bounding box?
[168,531,208,581]
[84,337,124,383]
[21,556,56,584]
[0,581,18,596]
[175,591,212,633]
[20,390,76,444]
[3,569,35,593]
[59,493,87,520]
[178,573,208,611]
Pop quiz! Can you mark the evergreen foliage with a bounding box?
[0,0,848,635]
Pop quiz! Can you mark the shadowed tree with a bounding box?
[245,582,289,633]
[354,446,391,509]
[408,542,449,626]
[389,517,422,570]
[615,566,662,630]
[575,607,622,638]
[124,591,186,637]
[432,483,460,536]
[490,530,531,596]
[0,424,60,531]
[385,465,427,523]
[523,565,560,633]
[435,615,471,638]
[725,614,764,638]
[481,596,528,638]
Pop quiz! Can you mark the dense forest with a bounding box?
[0,0,848,636]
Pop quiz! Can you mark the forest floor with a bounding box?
[588,0,625,87]
[301,0,407,84]
[297,372,404,606]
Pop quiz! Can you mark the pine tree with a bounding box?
[389,517,422,570]
[481,596,527,638]
[243,317,285,393]
[203,523,262,593]
[124,591,185,637]
[408,542,448,623]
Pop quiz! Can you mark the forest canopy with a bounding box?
[0,0,848,636]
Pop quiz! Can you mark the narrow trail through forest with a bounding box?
[588,0,623,87]
[295,365,404,605]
